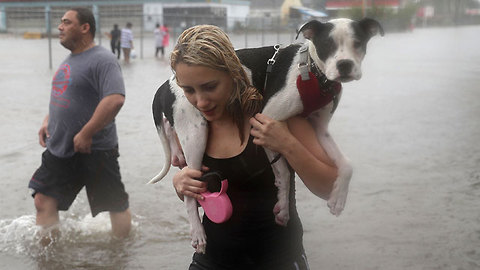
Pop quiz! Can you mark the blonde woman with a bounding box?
[170,25,337,269]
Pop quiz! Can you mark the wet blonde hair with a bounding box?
[170,25,262,143]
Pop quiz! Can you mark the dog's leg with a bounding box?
[163,118,186,168]
[174,107,209,253]
[264,149,291,226]
[261,89,303,226]
[308,109,352,216]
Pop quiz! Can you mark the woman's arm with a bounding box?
[249,113,337,200]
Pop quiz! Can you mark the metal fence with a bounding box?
[1,7,309,68]
[2,7,305,44]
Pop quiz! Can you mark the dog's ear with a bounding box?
[296,20,322,40]
[358,18,385,39]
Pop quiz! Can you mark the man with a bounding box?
[109,24,121,59]
[29,7,131,241]
[120,22,134,64]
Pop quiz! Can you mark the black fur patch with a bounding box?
[236,44,301,105]
[311,23,336,62]
[152,80,176,126]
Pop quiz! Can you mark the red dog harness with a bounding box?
[264,45,342,118]
[297,71,342,117]
[296,46,342,117]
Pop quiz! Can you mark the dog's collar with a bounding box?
[298,46,331,87]
[297,46,342,115]
[298,45,311,80]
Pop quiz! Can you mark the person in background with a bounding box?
[29,7,131,244]
[109,24,121,59]
[154,23,165,58]
[120,22,134,64]
[159,24,169,58]
[170,25,337,270]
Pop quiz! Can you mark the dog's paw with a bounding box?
[273,201,290,226]
[193,241,206,254]
[190,227,207,254]
[327,180,348,216]
[327,197,345,216]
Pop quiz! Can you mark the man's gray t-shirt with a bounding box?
[47,45,125,158]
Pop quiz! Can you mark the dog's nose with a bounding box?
[337,60,354,77]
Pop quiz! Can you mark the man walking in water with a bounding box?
[109,24,121,59]
[29,7,131,242]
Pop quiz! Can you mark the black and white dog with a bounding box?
[150,18,384,253]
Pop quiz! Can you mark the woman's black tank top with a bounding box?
[195,135,304,269]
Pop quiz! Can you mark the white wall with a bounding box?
[143,3,250,31]
[143,3,164,31]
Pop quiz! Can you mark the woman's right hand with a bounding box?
[173,166,208,201]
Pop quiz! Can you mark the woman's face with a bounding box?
[175,62,234,122]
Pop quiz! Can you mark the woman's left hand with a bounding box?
[249,113,293,153]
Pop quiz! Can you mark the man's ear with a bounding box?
[81,23,90,34]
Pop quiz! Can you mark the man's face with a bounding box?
[58,10,85,51]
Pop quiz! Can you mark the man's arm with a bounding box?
[73,94,125,153]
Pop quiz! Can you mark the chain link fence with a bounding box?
[2,5,305,45]
[1,5,310,68]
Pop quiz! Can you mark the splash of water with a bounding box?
[0,213,138,269]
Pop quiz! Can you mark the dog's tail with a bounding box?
[148,121,171,184]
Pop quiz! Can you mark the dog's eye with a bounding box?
[354,41,362,49]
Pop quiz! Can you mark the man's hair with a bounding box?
[70,7,96,38]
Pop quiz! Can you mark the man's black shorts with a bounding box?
[29,148,129,217]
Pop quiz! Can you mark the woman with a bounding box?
[171,25,337,270]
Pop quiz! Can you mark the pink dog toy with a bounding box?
[198,179,232,223]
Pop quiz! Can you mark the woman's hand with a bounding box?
[249,113,294,154]
[172,166,208,201]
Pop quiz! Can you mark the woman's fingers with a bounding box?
[174,167,208,199]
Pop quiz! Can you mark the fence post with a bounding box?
[0,6,6,32]
[277,17,280,44]
[140,14,144,59]
[244,17,248,48]
[261,17,265,46]
[93,4,101,46]
[45,5,52,70]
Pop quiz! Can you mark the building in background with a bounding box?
[144,1,249,32]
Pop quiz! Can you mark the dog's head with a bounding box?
[297,18,384,83]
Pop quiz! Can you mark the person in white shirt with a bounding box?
[120,22,134,63]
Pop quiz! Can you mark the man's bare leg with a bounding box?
[34,193,60,246]
[110,208,131,238]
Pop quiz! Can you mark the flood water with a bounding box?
[1,25,479,269]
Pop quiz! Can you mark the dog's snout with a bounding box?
[337,60,354,77]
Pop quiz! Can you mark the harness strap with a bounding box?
[298,45,310,81]
[296,46,342,116]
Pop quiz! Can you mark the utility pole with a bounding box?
[362,0,367,17]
